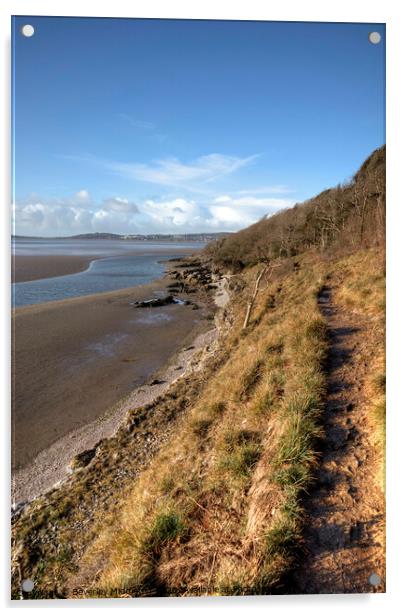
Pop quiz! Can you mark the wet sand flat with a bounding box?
[12,278,206,471]
[13,255,94,283]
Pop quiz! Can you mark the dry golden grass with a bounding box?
[81,256,329,596]
[333,249,385,318]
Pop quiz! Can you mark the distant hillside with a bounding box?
[207,146,385,269]
[67,233,122,240]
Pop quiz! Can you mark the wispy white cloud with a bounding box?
[105,153,259,191]
[63,151,261,195]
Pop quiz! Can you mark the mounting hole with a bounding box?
[368,572,381,586]
[368,32,381,45]
[21,24,35,38]
[21,578,34,592]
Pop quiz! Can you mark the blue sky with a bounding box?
[12,17,385,236]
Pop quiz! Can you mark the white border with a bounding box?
[1,1,401,614]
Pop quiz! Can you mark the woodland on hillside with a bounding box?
[208,146,385,270]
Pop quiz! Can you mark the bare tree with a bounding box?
[243,262,281,329]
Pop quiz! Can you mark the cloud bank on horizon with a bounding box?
[13,153,295,236]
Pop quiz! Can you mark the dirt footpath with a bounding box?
[292,286,385,594]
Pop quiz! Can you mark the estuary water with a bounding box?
[12,238,203,307]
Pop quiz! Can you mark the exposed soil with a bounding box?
[292,286,385,594]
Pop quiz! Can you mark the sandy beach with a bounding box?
[12,271,211,483]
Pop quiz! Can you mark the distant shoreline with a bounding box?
[12,232,228,241]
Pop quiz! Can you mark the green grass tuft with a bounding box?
[144,511,188,556]
[220,443,262,478]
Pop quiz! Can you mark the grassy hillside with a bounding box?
[75,249,384,597]
[81,257,328,595]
